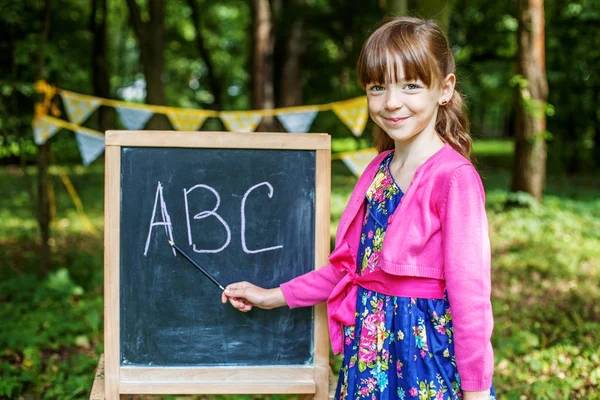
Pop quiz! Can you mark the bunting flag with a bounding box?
[32,117,60,145]
[75,130,105,166]
[276,108,318,133]
[339,148,378,177]
[220,111,262,132]
[116,106,153,130]
[33,82,379,150]
[166,110,209,131]
[60,91,100,125]
[331,96,369,137]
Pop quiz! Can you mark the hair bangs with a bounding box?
[358,22,440,88]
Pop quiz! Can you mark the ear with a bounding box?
[438,73,456,106]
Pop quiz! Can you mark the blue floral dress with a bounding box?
[334,153,496,400]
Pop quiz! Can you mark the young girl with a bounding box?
[222,16,496,400]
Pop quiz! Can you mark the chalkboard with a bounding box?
[104,131,332,398]
[120,147,315,366]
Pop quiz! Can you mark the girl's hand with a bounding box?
[221,281,287,312]
[462,390,491,400]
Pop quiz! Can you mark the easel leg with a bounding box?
[89,355,105,400]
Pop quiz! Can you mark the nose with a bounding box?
[384,87,403,111]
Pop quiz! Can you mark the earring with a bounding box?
[440,100,448,106]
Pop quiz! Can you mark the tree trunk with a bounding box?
[90,0,114,132]
[276,0,306,108]
[252,0,275,131]
[125,0,169,129]
[409,0,453,33]
[37,0,53,277]
[186,0,222,110]
[510,0,548,202]
[594,88,600,169]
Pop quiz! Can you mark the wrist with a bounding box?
[462,390,490,400]
[266,287,287,309]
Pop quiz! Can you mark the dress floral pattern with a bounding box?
[335,153,496,400]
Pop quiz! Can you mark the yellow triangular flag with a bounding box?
[60,91,100,125]
[220,111,262,132]
[331,96,368,137]
[340,148,378,177]
[32,116,60,145]
[166,110,209,131]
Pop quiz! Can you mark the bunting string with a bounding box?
[57,168,99,234]
[31,81,376,176]
[33,80,368,136]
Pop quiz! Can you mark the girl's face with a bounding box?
[366,63,453,144]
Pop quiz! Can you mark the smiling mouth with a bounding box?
[384,116,410,123]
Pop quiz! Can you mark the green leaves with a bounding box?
[0,267,102,398]
[488,186,600,398]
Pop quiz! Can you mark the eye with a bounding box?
[368,84,385,92]
[404,83,420,90]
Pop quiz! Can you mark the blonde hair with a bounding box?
[357,16,472,161]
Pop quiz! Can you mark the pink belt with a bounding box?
[326,241,445,354]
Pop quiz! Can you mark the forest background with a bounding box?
[0,0,599,398]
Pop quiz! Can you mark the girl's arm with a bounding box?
[222,261,347,311]
[221,282,286,312]
[440,165,494,391]
[280,262,346,308]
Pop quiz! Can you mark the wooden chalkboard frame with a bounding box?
[104,131,332,399]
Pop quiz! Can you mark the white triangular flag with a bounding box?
[60,92,100,125]
[75,130,105,166]
[276,109,318,133]
[116,106,153,130]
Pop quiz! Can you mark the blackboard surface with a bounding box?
[119,147,316,367]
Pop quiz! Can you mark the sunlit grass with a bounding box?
[473,138,513,156]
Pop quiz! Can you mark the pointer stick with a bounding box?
[168,241,240,301]
[169,241,225,290]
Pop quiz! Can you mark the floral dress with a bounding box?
[334,153,496,400]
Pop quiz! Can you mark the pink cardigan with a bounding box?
[280,143,494,391]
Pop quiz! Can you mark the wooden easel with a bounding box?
[100,131,333,399]
[90,355,338,399]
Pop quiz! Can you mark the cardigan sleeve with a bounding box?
[440,165,494,391]
[281,151,388,309]
[280,262,346,308]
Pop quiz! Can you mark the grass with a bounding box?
[1,139,599,399]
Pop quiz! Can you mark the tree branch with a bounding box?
[125,0,145,42]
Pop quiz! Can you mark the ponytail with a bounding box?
[436,90,473,162]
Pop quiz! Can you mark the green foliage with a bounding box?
[544,0,600,173]
[486,185,600,398]
[510,74,554,121]
[450,0,600,172]
[0,164,104,399]
[0,269,103,398]
[2,0,600,171]
[449,0,518,142]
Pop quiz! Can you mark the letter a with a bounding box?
[144,182,176,256]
